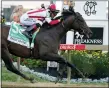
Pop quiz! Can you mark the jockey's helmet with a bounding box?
[48,4,56,12]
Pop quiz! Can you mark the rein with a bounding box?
[61,21,65,28]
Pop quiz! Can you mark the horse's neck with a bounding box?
[41,18,71,41]
[55,14,74,40]
[55,21,70,41]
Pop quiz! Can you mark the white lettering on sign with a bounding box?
[74,39,103,44]
[60,44,85,50]
[60,44,75,50]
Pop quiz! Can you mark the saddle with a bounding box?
[8,22,39,48]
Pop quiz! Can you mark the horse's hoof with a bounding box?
[55,77,62,84]
[82,78,87,82]
[30,78,36,83]
[55,79,59,84]
[31,79,36,83]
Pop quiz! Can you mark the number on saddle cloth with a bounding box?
[7,21,39,48]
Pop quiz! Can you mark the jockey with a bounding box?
[20,4,61,39]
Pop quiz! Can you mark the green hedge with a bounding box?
[12,56,47,68]
[91,52,109,78]
[70,50,95,78]
[69,51,109,78]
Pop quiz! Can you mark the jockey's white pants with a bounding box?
[20,13,43,26]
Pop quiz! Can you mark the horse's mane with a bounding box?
[62,10,76,16]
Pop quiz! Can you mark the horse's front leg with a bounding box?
[1,47,35,83]
[40,53,85,83]
[55,63,67,83]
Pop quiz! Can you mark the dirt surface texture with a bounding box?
[2,82,108,88]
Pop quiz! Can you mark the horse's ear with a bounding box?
[75,12,82,17]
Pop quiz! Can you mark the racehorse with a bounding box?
[1,10,92,83]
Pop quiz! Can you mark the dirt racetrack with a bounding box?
[1,82,108,88]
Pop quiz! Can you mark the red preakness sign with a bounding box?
[60,44,85,50]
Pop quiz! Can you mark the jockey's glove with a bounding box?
[58,19,60,22]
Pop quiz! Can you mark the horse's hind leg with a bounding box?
[1,47,35,83]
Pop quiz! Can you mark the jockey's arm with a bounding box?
[53,11,62,19]
[45,17,60,25]
[45,11,60,25]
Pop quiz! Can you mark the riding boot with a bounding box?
[22,25,36,39]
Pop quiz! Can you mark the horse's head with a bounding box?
[62,11,93,38]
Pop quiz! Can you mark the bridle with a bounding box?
[61,12,91,38]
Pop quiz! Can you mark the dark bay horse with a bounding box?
[1,11,92,83]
